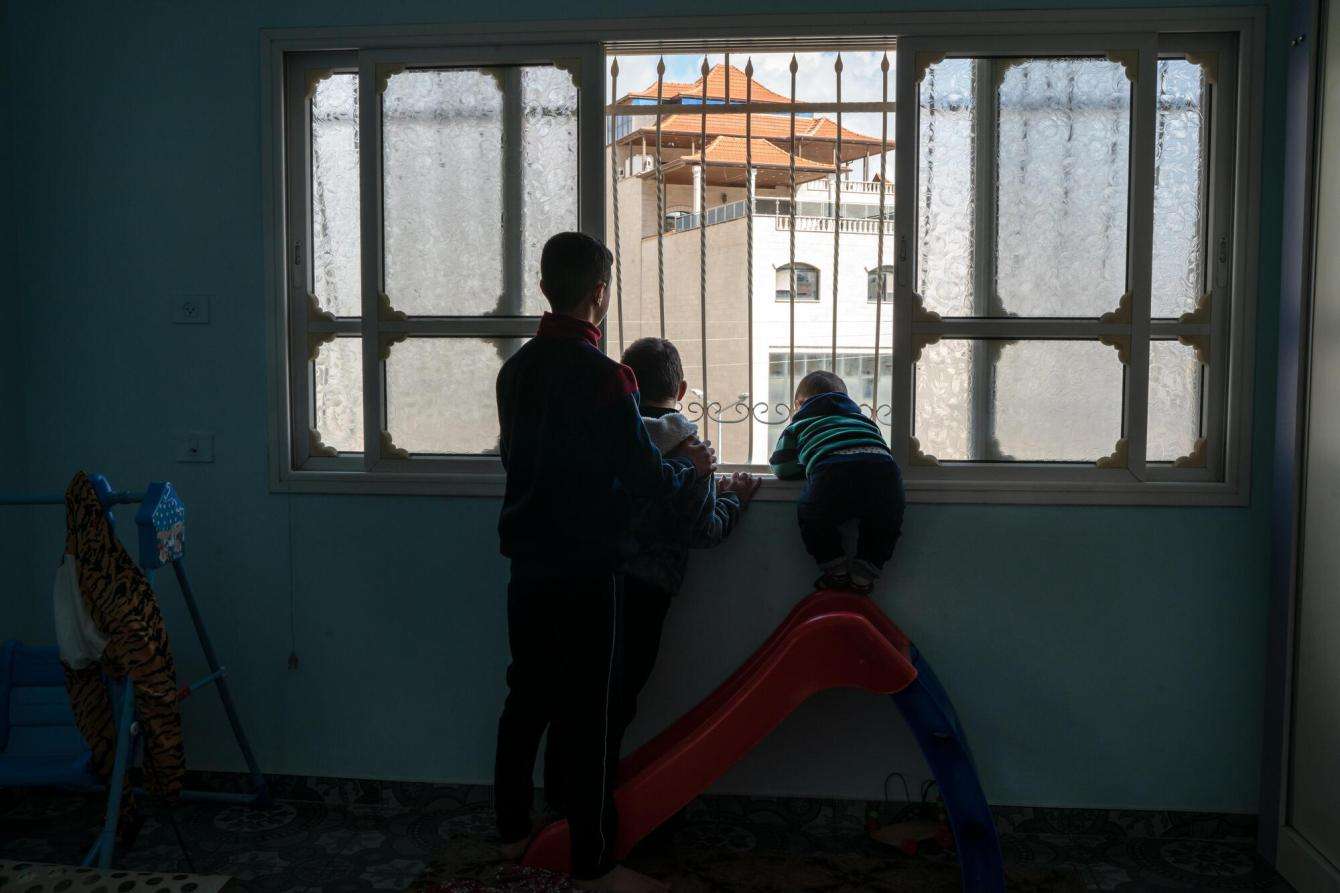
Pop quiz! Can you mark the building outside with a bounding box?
[605,64,895,466]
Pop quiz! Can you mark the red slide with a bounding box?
[523,591,918,873]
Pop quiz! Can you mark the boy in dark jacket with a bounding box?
[769,370,905,595]
[495,233,713,893]
[543,338,759,822]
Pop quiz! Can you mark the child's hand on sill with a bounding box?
[719,471,762,507]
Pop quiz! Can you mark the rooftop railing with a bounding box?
[664,197,894,233]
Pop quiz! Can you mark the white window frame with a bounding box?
[776,263,821,303]
[262,8,1263,504]
[891,31,1247,502]
[868,265,896,303]
[267,37,604,495]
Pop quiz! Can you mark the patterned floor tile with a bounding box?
[0,780,1293,891]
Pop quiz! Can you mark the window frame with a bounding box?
[776,262,821,303]
[262,8,1264,504]
[271,39,605,494]
[891,30,1250,502]
[867,265,896,303]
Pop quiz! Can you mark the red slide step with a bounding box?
[523,591,918,874]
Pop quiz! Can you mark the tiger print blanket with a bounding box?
[63,471,184,799]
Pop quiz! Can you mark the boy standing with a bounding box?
[495,233,713,892]
[769,370,905,594]
[616,337,760,734]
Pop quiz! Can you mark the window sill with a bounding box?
[271,465,1248,506]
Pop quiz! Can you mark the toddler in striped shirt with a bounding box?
[769,370,906,594]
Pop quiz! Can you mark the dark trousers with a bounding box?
[544,575,672,813]
[495,571,624,880]
[796,458,906,570]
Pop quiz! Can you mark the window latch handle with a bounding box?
[896,235,910,286]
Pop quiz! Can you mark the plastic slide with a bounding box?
[523,591,1005,892]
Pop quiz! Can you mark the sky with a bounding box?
[608,51,897,146]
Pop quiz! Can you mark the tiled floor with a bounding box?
[0,775,1292,891]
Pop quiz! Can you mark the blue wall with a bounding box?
[1,2,33,640]
[2,0,1283,812]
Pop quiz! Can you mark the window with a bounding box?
[266,15,1259,503]
[898,35,1240,496]
[868,266,895,302]
[272,43,602,487]
[776,264,819,302]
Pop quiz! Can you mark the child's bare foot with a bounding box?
[498,836,530,861]
[499,816,553,861]
[575,865,670,892]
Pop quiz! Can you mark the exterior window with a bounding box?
[776,264,819,302]
[867,266,895,302]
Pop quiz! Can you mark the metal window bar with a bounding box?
[699,56,711,417]
[831,54,843,370]
[788,54,799,407]
[610,58,624,354]
[870,52,890,426]
[745,58,755,460]
[656,57,667,338]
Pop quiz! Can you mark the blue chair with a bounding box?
[0,640,137,868]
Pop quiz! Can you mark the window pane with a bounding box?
[915,339,1124,461]
[521,66,579,315]
[768,351,892,454]
[867,267,894,302]
[917,58,976,317]
[1148,339,1202,461]
[1152,59,1208,318]
[995,58,1131,317]
[383,69,504,315]
[313,337,363,453]
[913,338,973,459]
[311,74,361,318]
[384,337,525,454]
[775,266,819,302]
[993,340,1124,459]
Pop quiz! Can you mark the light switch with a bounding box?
[176,431,214,463]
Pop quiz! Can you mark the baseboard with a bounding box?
[1279,825,1340,892]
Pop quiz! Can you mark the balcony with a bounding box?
[661,197,895,235]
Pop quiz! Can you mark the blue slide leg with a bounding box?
[891,646,1005,893]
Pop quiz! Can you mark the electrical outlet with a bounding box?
[171,294,211,325]
[176,431,214,463]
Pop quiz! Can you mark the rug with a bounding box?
[410,828,1087,892]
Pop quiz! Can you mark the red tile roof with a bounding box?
[681,135,836,172]
[620,63,792,104]
[633,112,882,146]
